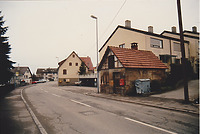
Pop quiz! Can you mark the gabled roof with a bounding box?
[11,67,32,76]
[80,56,94,71]
[99,25,190,52]
[58,51,92,70]
[98,46,168,70]
[160,30,199,39]
[58,51,78,67]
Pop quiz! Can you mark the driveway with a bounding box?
[151,79,199,101]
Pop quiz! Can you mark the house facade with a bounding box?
[58,51,94,86]
[99,20,191,72]
[36,68,58,81]
[161,26,199,73]
[98,46,168,95]
[11,67,32,85]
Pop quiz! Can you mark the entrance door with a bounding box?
[113,72,120,93]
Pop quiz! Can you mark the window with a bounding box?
[76,63,78,66]
[150,38,163,48]
[108,55,114,69]
[131,43,138,50]
[72,54,75,58]
[160,55,168,63]
[119,44,125,48]
[173,42,181,52]
[175,59,180,64]
[63,69,67,75]
[69,62,72,66]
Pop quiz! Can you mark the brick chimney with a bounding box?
[148,26,153,33]
[125,20,131,28]
[192,26,197,33]
[172,26,176,33]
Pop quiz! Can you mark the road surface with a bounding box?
[23,82,198,134]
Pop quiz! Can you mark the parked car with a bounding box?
[37,79,47,83]
[75,81,82,86]
[32,81,37,84]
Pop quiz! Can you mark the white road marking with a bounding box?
[52,94,61,97]
[44,90,48,93]
[70,99,92,108]
[124,117,177,134]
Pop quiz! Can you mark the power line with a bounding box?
[99,0,127,40]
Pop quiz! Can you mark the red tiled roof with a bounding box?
[109,46,168,69]
[80,56,94,71]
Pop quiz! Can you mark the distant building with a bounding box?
[36,68,58,81]
[11,67,32,85]
[98,46,168,94]
[58,51,95,86]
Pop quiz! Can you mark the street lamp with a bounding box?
[91,15,99,93]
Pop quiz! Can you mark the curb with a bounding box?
[86,93,199,115]
[21,87,48,134]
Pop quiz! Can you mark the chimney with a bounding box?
[172,26,176,33]
[125,20,131,28]
[192,26,197,33]
[148,26,153,33]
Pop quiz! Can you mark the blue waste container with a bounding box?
[135,79,150,94]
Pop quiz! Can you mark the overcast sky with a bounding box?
[0,0,199,73]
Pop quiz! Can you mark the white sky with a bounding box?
[0,0,199,74]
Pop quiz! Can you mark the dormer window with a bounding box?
[119,44,125,48]
[131,43,138,50]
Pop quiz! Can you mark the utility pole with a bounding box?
[177,0,189,103]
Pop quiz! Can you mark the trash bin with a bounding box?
[135,79,150,94]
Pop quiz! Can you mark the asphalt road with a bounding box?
[24,82,198,134]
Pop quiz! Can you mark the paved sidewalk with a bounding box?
[86,92,199,115]
[0,86,40,134]
[152,79,199,101]
[58,83,199,115]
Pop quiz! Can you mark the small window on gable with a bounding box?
[63,69,67,75]
[119,44,125,48]
[72,54,75,58]
[69,62,72,66]
[150,38,163,48]
[131,43,138,50]
[108,55,114,69]
[76,63,78,66]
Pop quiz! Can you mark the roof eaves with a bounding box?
[161,30,199,39]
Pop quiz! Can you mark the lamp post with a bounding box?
[91,15,99,93]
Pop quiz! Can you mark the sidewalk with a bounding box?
[86,92,199,115]
[59,84,199,115]
[0,86,40,134]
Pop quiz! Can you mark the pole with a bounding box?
[91,15,99,93]
[177,0,189,102]
[96,18,99,93]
